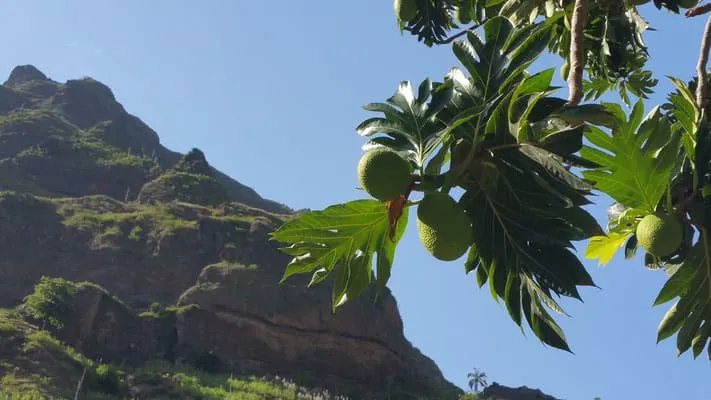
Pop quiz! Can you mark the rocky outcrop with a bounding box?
[4,65,48,86]
[52,77,125,129]
[481,383,560,400]
[46,277,459,399]
[137,171,230,206]
[0,191,460,399]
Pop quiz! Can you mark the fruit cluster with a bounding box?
[357,148,473,261]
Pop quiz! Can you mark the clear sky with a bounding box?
[1,1,709,399]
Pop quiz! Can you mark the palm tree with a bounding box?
[467,368,488,393]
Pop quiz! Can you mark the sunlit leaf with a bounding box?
[271,200,408,310]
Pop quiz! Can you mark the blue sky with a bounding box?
[1,1,709,399]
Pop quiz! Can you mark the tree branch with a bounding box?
[696,15,711,109]
[686,2,711,17]
[566,0,588,106]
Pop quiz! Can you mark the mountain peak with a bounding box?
[5,64,48,86]
[0,65,293,214]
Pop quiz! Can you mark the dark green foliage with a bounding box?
[94,363,121,394]
[22,276,76,330]
[398,0,671,103]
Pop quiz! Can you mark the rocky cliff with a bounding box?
[0,65,461,399]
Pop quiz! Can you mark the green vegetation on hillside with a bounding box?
[52,194,277,243]
[0,278,355,400]
[137,171,229,206]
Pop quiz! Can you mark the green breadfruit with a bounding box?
[357,148,412,201]
[393,0,418,22]
[635,213,683,258]
[416,192,473,261]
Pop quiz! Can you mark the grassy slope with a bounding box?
[0,308,348,400]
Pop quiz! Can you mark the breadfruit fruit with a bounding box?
[394,0,418,22]
[635,213,683,257]
[357,148,412,201]
[679,0,698,8]
[416,192,473,261]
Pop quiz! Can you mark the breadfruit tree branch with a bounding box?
[696,15,711,109]
[686,2,711,17]
[566,0,588,106]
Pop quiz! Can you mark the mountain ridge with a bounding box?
[0,64,292,214]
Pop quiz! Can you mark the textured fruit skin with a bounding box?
[357,148,412,201]
[416,192,473,261]
[394,0,418,22]
[636,213,683,257]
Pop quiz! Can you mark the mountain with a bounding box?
[0,64,463,399]
[0,65,292,214]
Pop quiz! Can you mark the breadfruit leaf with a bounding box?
[459,147,602,351]
[651,234,711,358]
[584,232,633,266]
[436,17,553,147]
[357,78,454,168]
[580,100,680,214]
[270,199,408,310]
[400,0,456,47]
[664,77,704,169]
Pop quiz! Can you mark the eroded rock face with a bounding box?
[173,263,457,398]
[0,192,460,398]
[51,278,459,399]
